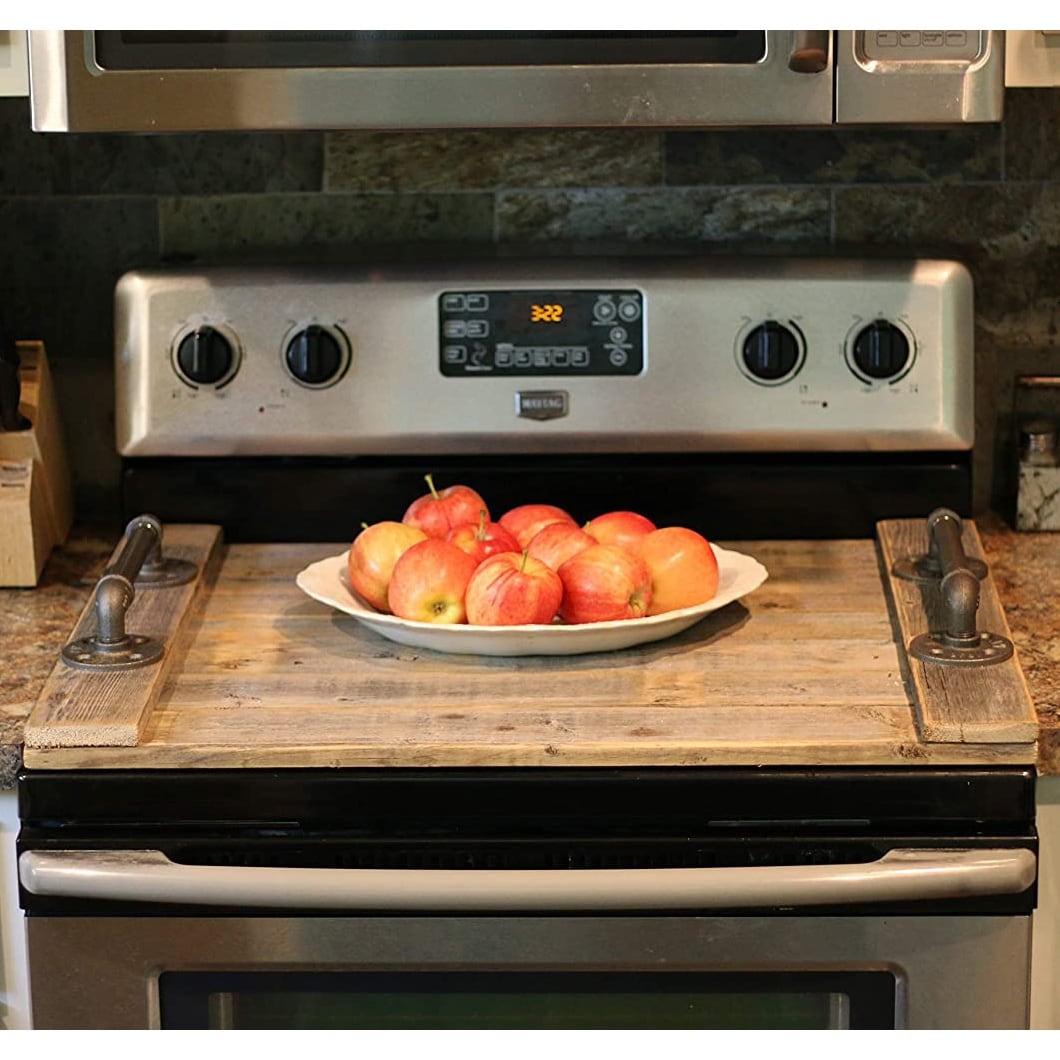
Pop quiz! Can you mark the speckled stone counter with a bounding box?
[2,518,1059,786]
[0,530,114,788]
[978,515,1060,775]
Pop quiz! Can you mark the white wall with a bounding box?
[0,788,30,1029]
[1032,777,1060,1029]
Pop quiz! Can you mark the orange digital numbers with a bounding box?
[530,304,564,323]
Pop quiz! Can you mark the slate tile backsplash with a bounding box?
[1,90,1059,519]
[665,126,1003,185]
[496,188,831,244]
[160,192,495,258]
[325,130,664,192]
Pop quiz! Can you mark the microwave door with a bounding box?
[28,30,836,132]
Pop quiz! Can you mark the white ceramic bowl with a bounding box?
[295,546,768,657]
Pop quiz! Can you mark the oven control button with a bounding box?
[175,326,236,387]
[592,296,618,323]
[741,321,801,382]
[851,320,911,381]
[285,325,348,387]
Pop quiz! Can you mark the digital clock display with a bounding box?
[439,288,644,377]
[529,303,564,323]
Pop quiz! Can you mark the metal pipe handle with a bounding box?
[894,507,988,583]
[107,514,162,585]
[19,848,1036,912]
[903,508,1013,667]
[930,509,982,648]
[60,514,170,671]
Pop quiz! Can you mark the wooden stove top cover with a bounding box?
[22,522,1038,769]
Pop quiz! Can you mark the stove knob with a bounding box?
[285,326,345,387]
[851,320,910,381]
[742,321,801,382]
[176,327,235,386]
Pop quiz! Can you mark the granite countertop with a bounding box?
[977,514,1060,774]
[0,530,114,788]
[2,518,1059,786]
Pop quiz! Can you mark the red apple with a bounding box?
[447,509,521,565]
[403,474,489,539]
[465,551,563,626]
[498,503,577,549]
[526,520,596,572]
[557,544,653,624]
[584,510,657,553]
[347,520,428,612]
[387,539,479,624]
[637,527,720,616]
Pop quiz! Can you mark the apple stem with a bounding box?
[520,549,529,573]
[477,509,487,541]
[360,522,370,531]
[424,473,440,500]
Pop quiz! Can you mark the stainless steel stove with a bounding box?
[16,255,1036,1030]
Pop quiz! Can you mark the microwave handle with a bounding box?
[788,31,831,73]
[19,847,1034,911]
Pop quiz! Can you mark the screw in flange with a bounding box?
[908,631,1014,667]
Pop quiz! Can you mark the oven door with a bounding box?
[21,850,1034,1029]
[27,30,834,132]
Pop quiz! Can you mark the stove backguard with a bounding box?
[114,257,975,541]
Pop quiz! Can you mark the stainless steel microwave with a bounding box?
[27,30,1004,133]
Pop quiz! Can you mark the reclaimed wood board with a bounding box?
[23,525,224,749]
[876,518,1038,745]
[22,531,1037,770]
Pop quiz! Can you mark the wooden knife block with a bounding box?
[0,342,73,586]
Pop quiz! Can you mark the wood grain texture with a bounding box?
[0,458,47,586]
[876,519,1038,745]
[23,533,1037,770]
[23,525,223,749]
[0,343,73,586]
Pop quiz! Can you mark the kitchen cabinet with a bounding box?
[1006,30,1060,86]
[0,32,27,97]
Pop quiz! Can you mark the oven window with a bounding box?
[159,971,894,1030]
[92,31,767,69]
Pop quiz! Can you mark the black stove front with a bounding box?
[122,450,971,543]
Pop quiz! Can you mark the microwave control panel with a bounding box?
[438,290,644,377]
[861,30,983,61]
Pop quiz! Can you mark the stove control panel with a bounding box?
[439,289,644,376]
[115,259,973,457]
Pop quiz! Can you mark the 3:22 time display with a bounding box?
[529,303,564,323]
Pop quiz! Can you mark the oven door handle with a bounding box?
[18,847,1036,910]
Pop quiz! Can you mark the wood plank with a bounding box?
[876,518,1038,744]
[25,733,1035,771]
[23,525,224,748]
